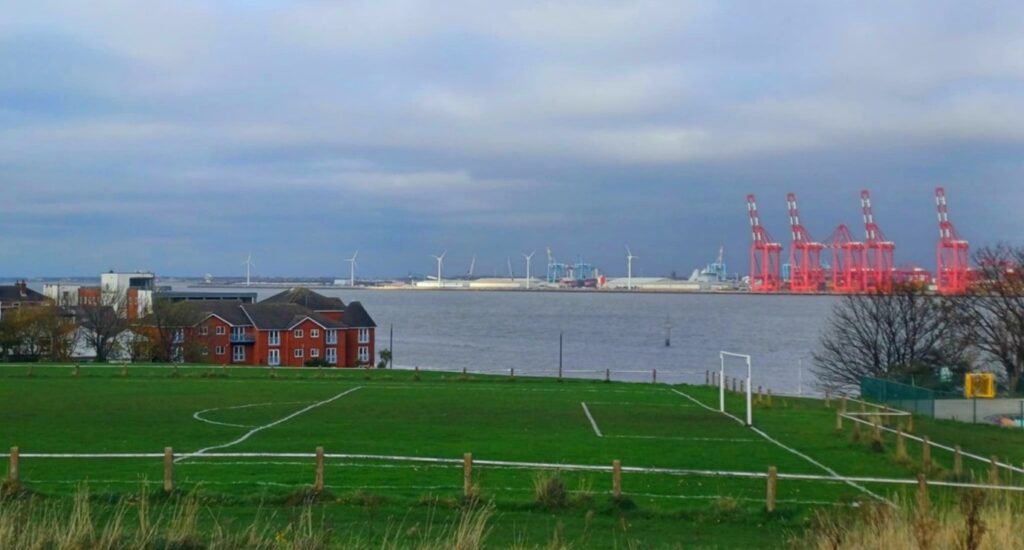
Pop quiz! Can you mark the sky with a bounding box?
[2,1,1023,279]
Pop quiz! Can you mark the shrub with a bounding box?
[304,359,328,368]
[532,471,567,510]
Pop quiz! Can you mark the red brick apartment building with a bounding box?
[176,288,376,367]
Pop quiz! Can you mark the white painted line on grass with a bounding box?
[670,388,891,505]
[584,401,698,408]
[607,435,759,443]
[192,401,311,428]
[176,387,362,463]
[581,402,603,437]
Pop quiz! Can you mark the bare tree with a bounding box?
[950,244,1024,391]
[135,299,203,363]
[76,293,129,363]
[813,283,969,392]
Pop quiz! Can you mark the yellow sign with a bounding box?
[964,373,996,399]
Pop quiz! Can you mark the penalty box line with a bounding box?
[176,386,363,464]
[670,388,891,505]
[580,401,758,442]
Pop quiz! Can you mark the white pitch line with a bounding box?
[581,402,603,437]
[670,388,891,505]
[192,401,311,428]
[607,435,759,443]
[176,387,362,463]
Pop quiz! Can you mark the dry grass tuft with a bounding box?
[532,471,567,510]
[800,490,1024,549]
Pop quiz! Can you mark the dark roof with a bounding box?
[343,301,376,328]
[241,303,347,330]
[0,284,47,304]
[261,288,345,311]
[159,291,258,304]
[200,301,253,326]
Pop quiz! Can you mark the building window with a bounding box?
[199,326,209,336]
[310,348,320,358]
[216,326,226,336]
[268,330,280,346]
[201,346,209,356]
[231,327,248,342]
[326,330,337,344]
[358,328,370,344]
[310,329,320,338]
[326,347,337,364]
[268,349,280,366]
[233,345,245,362]
[294,348,304,358]
[215,345,225,355]
[358,346,369,363]
[294,329,304,339]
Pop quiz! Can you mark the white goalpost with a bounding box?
[719,351,753,426]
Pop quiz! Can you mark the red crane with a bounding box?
[935,187,970,295]
[825,224,864,293]
[860,190,896,293]
[786,192,825,293]
[747,194,782,292]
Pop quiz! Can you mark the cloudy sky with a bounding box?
[2,1,1023,278]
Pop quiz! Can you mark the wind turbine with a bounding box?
[522,251,536,290]
[242,253,256,286]
[430,251,447,287]
[467,255,476,278]
[625,246,637,290]
[345,251,358,287]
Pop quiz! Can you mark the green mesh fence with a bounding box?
[860,377,948,417]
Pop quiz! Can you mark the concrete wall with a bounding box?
[935,398,1024,424]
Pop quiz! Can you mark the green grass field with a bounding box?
[2,364,1023,548]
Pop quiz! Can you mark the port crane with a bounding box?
[825,224,864,293]
[785,193,825,293]
[935,187,971,294]
[746,194,782,292]
[860,190,895,293]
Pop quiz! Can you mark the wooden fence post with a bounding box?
[896,429,907,461]
[835,410,843,431]
[314,446,325,493]
[605,368,610,382]
[921,436,931,471]
[510,368,515,379]
[906,414,914,433]
[612,459,622,499]
[757,386,763,404]
[766,466,777,513]
[163,447,174,493]
[989,456,1000,485]
[825,391,831,408]
[916,474,928,510]
[953,445,963,476]
[652,369,657,384]
[8,446,18,485]
[705,370,709,385]
[766,389,773,407]
[463,452,473,498]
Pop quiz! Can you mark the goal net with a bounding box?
[719,351,753,426]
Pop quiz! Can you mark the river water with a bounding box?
[181,287,837,394]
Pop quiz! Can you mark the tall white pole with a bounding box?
[746,357,753,426]
[719,353,725,412]
[628,257,632,290]
[798,359,803,396]
[350,261,355,287]
[526,256,531,289]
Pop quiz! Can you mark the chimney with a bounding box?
[17,280,27,298]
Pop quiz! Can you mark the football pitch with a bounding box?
[3,364,1023,547]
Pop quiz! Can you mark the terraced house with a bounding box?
[182,288,376,367]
